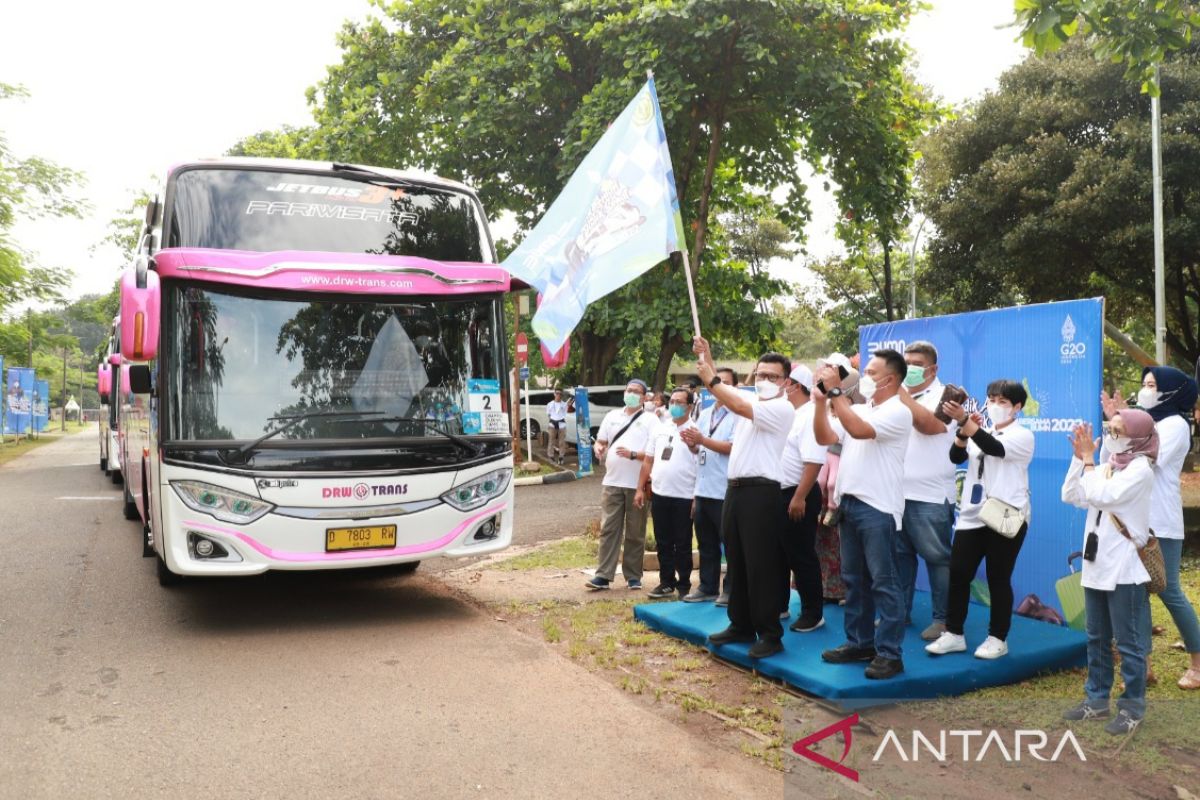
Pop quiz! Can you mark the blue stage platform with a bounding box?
[633,592,1087,708]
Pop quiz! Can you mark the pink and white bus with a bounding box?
[115,158,514,585]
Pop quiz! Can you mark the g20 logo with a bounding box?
[1060,342,1087,357]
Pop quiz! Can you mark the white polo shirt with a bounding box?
[956,422,1035,529]
[646,418,701,499]
[832,394,913,529]
[780,402,828,488]
[598,408,655,489]
[547,399,569,424]
[727,397,794,483]
[1062,457,1154,591]
[902,380,958,505]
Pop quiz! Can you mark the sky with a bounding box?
[0,0,1026,305]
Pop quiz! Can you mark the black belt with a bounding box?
[728,477,779,488]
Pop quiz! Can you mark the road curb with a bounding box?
[514,470,594,487]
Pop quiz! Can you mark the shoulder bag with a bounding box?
[1109,513,1167,594]
[975,444,1026,538]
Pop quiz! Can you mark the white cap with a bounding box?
[788,364,813,392]
[818,352,853,373]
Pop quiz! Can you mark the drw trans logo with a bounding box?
[1059,314,1087,364]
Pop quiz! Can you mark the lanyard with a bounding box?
[709,407,728,436]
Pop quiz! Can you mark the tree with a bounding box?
[1013,0,1200,94]
[301,0,937,381]
[917,39,1200,366]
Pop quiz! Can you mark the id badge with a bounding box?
[698,450,706,466]
[661,446,673,462]
[970,483,983,505]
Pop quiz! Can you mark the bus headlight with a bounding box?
[440,468,511,511]
[171,480,274,524]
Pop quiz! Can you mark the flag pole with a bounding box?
[646,70,702,340]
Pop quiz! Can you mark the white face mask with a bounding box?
[858,374,878,401]
[1138,387,1161,409]
[755,380,782,400]
[987,403,1011,425]
[644,401,655,413]
[1109,436,1133,454]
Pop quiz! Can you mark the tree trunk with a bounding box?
[882,239,895,322]
[578,329,620,385]
[651,331,685,392]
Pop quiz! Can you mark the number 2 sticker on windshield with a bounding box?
[467,379,501,413]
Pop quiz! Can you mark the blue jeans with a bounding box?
[1084,583,1150,718]
[839,495,905,661]
[897,500,954,625]
[1156,538,1200,654]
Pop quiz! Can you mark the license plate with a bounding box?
[325,525,397,552]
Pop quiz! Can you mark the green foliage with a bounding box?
[0,84,87,315]
[296,0,936,381]
[93,188,153,260]
[1013,0,1200,94]
[226,126,320,160]
[918,39,1200,367]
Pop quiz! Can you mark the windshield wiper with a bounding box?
[404,419,486,457]
[223,411,385,463]
[330,163,423,190]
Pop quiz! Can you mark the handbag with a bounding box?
[979,496,1025,538]
[1109,513,1168,594]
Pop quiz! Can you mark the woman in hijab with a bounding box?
[1135,366,1200,689]
[1061,410,1158,736]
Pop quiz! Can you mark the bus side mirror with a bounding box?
[97,364,111,404]
[120,260,160,361]
[109,353,122,367]
[119,365,131,397]
[128,365,153,395]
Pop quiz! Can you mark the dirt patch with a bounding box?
[438,537,1200,799]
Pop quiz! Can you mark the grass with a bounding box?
[0,421,94,467]
[515,461,555,478]
[908,553,1200,785]
[492,534,599,571]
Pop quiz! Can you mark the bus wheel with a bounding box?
[122,481,139,521]
[394,561,420,575]
[156,555,182,587]
[100,456,107,471]
[141,524,154,558]
[111,470,123,486]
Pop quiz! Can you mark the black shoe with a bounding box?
[1062,700,1110,721]
[822,643,877,663]
[708,626,756,646]
[748,638,783,659]
[864,656,904,680]
[1104,709,1142,736]
[790,611,825,633]
[647,584,676,599]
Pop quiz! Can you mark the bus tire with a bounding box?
[394,560,420,575]
[141,524,154,558]
[100,456,107,471]
[156,555,182,587]
[122,481,140,521]
[111,470,123,486]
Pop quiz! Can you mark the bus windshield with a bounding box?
[166,285,504,443]
[166,168,491,261]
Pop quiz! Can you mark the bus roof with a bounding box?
[164,157,478,197]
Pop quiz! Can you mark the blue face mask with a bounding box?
[669,404,686,419]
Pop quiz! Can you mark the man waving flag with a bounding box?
[501,76,688,353]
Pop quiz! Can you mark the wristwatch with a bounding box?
[827,387,843,399]
[708,375,722,388]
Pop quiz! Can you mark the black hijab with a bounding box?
[1141,366,1198,422]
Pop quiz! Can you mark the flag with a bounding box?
[501,77,685,352]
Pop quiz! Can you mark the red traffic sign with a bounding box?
[515,332,529,365]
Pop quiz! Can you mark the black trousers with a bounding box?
[651,494,694,591]
[694,496,726,596]
[946,524,1028,640]
[779,484,823,616]
[723,482,786,642]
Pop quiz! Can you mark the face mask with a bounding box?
[756,380,782,400]
[623,392,640,408]
[903,365,928,387]
[859,374,878,401]
[669,405,686,419]
[1138,387,1161,410]
[987,403,1011,425]
[1108,436,1133,454]
[644,401,656,413]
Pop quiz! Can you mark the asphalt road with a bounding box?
[0,430,776,799]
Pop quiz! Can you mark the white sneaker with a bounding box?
[925,631,967,655]
[974,636,1008,659]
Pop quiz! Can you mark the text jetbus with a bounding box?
[116,158,514,585]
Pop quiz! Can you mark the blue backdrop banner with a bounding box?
[34,379,50,432]
[5,367,35,435]
[859,298,1104,620]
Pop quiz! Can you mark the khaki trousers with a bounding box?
[596,485,648,582]
[548,423,567,459]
